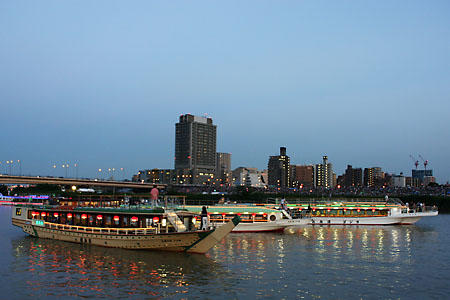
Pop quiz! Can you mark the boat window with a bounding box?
[88,215,94,226]
[105,216,112,227]
[15,208,22,216]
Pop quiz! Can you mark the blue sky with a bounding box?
[1,1,449,182]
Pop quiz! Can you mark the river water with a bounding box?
[1,206,449,299]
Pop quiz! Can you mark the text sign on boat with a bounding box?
[33,220,45,227]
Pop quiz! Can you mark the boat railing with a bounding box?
[406,206,438,213]
[44,222,157,235]
[278,198,401,205]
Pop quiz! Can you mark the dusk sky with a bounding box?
[1,1,449,182]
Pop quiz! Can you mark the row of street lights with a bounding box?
[97,167,125,180]
[52,162,79,178]
[51,163,126,180]
[1,159,127,181]
[0,160,22,175]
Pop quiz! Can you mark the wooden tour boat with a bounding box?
[12,205,240,254]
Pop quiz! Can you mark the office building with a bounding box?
[412,169,433,183]
[364,167,383,187]
[175,114,217,184]
[292,165,314,188]
[232,167,266,188]
[343,165,363,187]
[268,147,290,188]
[216,152,232,185]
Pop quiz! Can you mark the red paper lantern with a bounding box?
[81,214,87,220]
[152,217,159,223]
[97,215,103,220]
[131,216,139,222]
[54,213,59,217]
[41,212,46,217]
[113,216,120,222]
[67,213,73,218]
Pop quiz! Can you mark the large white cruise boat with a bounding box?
[183,205,310,232]
[283,198,438,225]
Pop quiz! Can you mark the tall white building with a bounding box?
[314,155,333,188]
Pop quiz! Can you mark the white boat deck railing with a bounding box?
[43,221,158,235]
[405,206,438,214]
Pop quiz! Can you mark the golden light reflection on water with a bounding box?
[11,236,225,298]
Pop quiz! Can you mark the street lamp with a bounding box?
[74,163,78,178]
[17,160,21,176]
[6,160,12,175]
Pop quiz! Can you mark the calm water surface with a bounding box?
[1,206,449,299]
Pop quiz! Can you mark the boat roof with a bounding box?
[184,205,281,214]
[15,204,195,216]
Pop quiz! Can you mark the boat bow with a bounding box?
[186,215,240,254]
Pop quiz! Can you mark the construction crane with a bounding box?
[409,155,419,169]
[418,154,429,171]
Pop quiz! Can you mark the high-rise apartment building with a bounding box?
[314,156,333,188]
[291,165,314,188]
[343,165,363,187]
[268,147,290,188]
[363,167,383,187]
[175,114,217,184]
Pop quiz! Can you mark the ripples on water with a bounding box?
[1,206,449,299]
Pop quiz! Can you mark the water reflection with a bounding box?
[11,236,227,298]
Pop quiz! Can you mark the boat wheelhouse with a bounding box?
[12,205,240,254]
[183,205,309,232]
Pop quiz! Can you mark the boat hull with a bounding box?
[310,211,438,226]
[213,222,285,233]
[310,216,402,225]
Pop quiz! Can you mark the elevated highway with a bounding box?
[0,175,166,189]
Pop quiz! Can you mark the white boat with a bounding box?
[183,205,309,232]
[284,198,438,226]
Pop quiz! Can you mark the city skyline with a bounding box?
[1,1,449,182]
[0,114,442,184]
